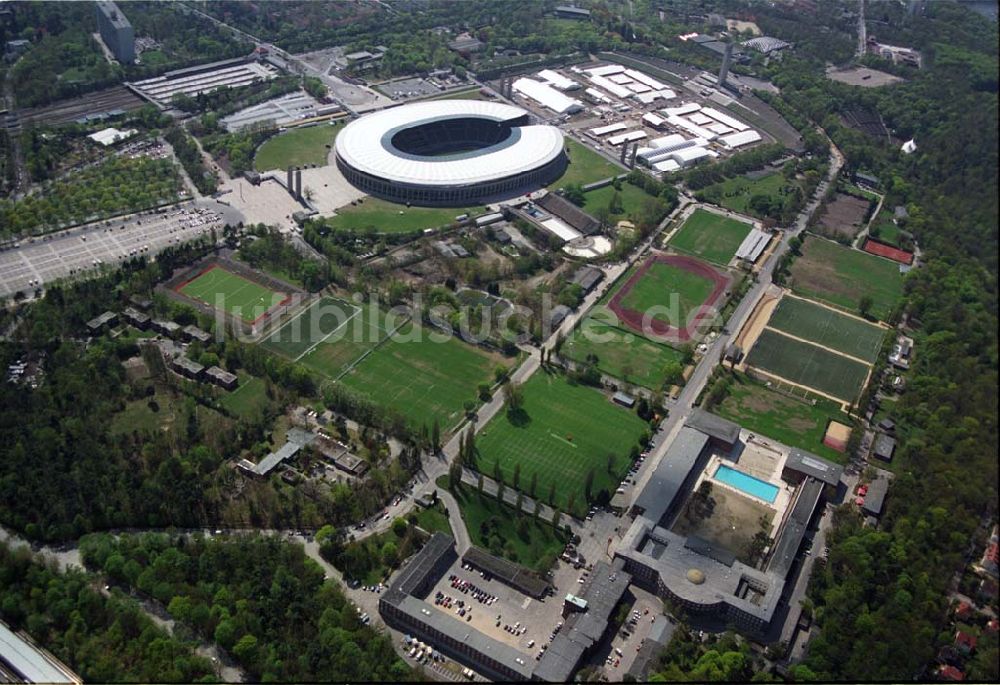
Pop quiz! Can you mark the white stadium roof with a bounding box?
[334,100,564,187]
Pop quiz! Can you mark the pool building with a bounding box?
[618,410,843,633]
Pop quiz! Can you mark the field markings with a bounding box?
[760,327,873,366]
[294,304,363,362]
[549,432,578,448]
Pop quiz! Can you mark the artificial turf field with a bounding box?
[476,371,648,517]
[713,374,850,463]
[179,265,286,323]
[338,320,509,430]
[296,301,400,379]
[746,329,871,402]
[787,236,904,320]
[616,261,716,328]
[561,318,686,390]
[767,296,885,362]
[669,208,754,265]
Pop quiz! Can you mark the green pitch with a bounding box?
[788,237,904,320]
[551,138,624,189]
[746,329,871,402]
[562,317,686,390]
[296,301,399,379]
[261,297,361,360]
[179,266,285,323]
[324,196,480,234]
[669,208,754,265]
[254,122,342,172]
[617,261,716,328]
[476,371,648,517]
[338,321,509,431]
[767,296,886,362]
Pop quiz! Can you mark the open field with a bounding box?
[746,329,871,402]
[561,318,686,390]
[700,172,788,217]
[339,321,509,430]
[261,296,360,360]
[219,375,271,419]
[551,138,624,189]
[476,371,648,517]
[672,485,774,564]
[296,301,398,379]
[814,192,872,241]
[111,386,232,437]
[254,122,342,171]
[442,477,569,570]
[324,196,480,234]
[713,375,851,463]
[788,237,904,320]
[178,264,287,323]
[766,296,886,362]
[669,208,754,265]
[582,182,655,222]
[412,502,454,536]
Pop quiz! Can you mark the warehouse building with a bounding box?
[0,620,81,684]
[512,77,583,114]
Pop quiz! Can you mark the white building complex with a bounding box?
[512,77,583,114]
[335,100,567,206]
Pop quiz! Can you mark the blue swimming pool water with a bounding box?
[713,465,779,503]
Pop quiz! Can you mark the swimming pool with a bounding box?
[713,465,779,503]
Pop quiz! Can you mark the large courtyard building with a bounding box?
[335,101,567,206]
[95,1,134,64]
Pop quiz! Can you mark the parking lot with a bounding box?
[424,557,567,662]
[0,200,243,298]
[595,588,668,677]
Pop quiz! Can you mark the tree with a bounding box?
[551,509,561,528]
[515,491,523,513]
[431,420,441,453]
[233,633,259,664]
[513,463,521,489]
[534,498,541,520]
[567,492,576,515]
[859,295,874,318]
[529,472,538,498]
[584,468,596,502]
[504,381,524,414]
[563,183,586,206]
[477,473,485,493]
[548,482,557,505]
[496,480,505,504]
[448,458,463,490]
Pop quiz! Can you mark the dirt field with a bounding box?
[815,193,872,240]
[672,484,775,563]
[733,286,782,358]
[826,66,904,88]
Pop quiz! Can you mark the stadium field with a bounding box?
[616,260,717,329]
[669,208,753,265]
[787,236,904,320]
[260,297,360,360]
[178,265,286,323]
[746,329,871,402]
[338,321,509,431]
[476,371,648,517]
[766,296,886,362]
[561,317,686,390]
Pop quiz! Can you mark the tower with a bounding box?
[718,42,733,88]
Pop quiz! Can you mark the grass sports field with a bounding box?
[714,375,850,463]
[582,182,655,222]
[339,321,510,431]
[296,301,399,379]
[476,371,648,517]
[701,172,788,217]
[551,138,624,189]
[254,122,342,171]
[767,296,886,362]
[746,329,871,402]
[325,196,480,234]
[178,265,286,323]
[561,317,686,390]
[669,208,754,265]
[788,237,904,320]
[616,260,716,328]
[261,296,361,361]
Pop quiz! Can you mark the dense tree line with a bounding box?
[238,226,333,291]
[164,126,219,195]
[0,542,215,683]
[648,627,770,682]
[78,533,413,682]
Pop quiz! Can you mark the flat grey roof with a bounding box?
[874,434,896,459]
[685,409,741,446]
[785,448,844,488]
[862,477,888,517]
[632,426,708,525]
[386,532,455,600]
[0,621,79,684]
[766,477,823,578]
[252,427,316,476]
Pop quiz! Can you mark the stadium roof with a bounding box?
[335,100,564,187]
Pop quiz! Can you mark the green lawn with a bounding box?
[219,374,271,419]
[618,261,716,328]
[325,196,481,234]
[746,329,871,403]
[701,172,789,217]
[411,503,454,536]
[254,122,342,171]
[767,296,886,362]
[441,477,569,572]
[112,388,232,437]
[788,236,904,320]
[669,208,754,265]
[713,375,851,463]
[551,138,624,189]
[476,371,648,517]
[582,182,655,221]
[179,265,286,323]
[562,317,686,390]
[261,297,360,361]
[338,321,510,431]
[296,301,397,379]
[428,89,488,101]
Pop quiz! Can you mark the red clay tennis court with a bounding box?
[863,239,913,265]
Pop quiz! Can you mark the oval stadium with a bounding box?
[334,100,567,206]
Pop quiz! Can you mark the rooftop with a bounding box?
[0,620,81,684]
[685,409,741,446]
[632,426,709,525]
[784,448,844,488]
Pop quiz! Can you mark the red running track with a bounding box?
[608,253,730,343]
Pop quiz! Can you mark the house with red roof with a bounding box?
[937,664,965,681]
[953,601,972,620]
[953,630,977,655]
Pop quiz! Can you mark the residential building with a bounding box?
[554,5,591,20]
[171,356,205,380]
[873,434,896,462]
[95,1,135,64]
[205,366,238,391]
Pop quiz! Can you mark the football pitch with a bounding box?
[616,261,716,328]
[261,297,364,361]
[476,371,648,517]
[766,296,886,362]
[338,321,509,431]
[788,236,904,320]
[561,317,686,390]
[746,329,871,402]
[669,208,754,265]
[179,265,286,323]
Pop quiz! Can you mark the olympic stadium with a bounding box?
[334,100,567,206]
